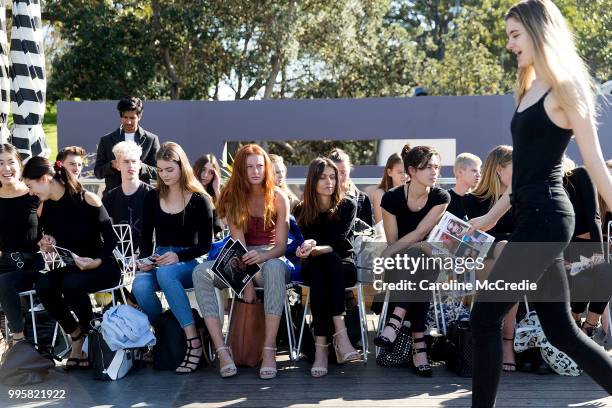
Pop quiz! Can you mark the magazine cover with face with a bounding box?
[427,212,494,260]
[211,239,260,296]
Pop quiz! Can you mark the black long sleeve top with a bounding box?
[40,191,117,261]
[294,198,357,260]
[139,190,214,262]
[0,193,40,253]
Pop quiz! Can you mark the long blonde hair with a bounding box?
[156,142,207,200]
[472,145,513,206]
[505,0,597,120]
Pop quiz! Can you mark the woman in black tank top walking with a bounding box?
[468,1,612,406]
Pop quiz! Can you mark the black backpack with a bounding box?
[153,309,211,370]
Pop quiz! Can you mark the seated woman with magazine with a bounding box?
[132,142,214,375]
[22,156,120,371]
[373,146,450,378]
[193,144,291,380]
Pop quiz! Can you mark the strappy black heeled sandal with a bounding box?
[581,320,600,338]
[411,336,432,377]
[374,313,403,351]
[502,337,516,372]
[176,336,203,375]
[66,331,89,371]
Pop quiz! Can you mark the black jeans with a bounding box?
[302,252,357,337]
[0,254,44,333]
[35,260,121,334]
[471,189,612,407]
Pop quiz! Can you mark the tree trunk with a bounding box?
[152,0,182,99]
[263,54,281,99]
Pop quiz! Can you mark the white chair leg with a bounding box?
[375,289,390,358]
[120,287,128,304]
[283,295,296,362]
[296,288,311,360]
[357,284,368,363]
[287,301,298,361]
[57,324,71,358]
[29,293,38,346]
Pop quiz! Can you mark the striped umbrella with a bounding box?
[10,0,48,159]
[0,0,10,144]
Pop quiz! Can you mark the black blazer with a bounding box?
[94,126,160,191]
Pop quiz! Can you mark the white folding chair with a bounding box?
[224,285,298,362]
[15,251,72,356]
[42,250,64,271]
[295,281,369,363]
[2,287,71,358]
[92,224,137,309]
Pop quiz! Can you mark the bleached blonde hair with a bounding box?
[112,140,142,161]
[506,0,597,121]
[453,153,482,176]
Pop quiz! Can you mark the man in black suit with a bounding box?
[94,96,160,192]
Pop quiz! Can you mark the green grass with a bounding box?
[43,104,58,159]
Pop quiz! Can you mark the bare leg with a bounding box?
[260,314,281,376]
[68,327,88,368]
[312,335,329,376]
[380,306,406,342]
[175,324,202,373]
[332,315,358,358]
[502,303,518,371]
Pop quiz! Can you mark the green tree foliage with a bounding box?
[45,1,161,100]
[44,0,610,163]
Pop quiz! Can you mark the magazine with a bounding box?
[427,212,494,260]
[53,245,77,267]
[211,239,260,296]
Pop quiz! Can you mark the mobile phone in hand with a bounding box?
[137,256,157,266]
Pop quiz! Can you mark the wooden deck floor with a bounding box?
[1,341,610,408]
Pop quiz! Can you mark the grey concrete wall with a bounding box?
[57,95,611,179]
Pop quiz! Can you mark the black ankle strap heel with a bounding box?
[411,336,432,377]
[374,313,403,351]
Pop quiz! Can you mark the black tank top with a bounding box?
[510,90,573,206]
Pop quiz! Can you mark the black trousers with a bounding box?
[566,237,611,316]
[471,192,612,407]
[302,252,357,337]
[0,255,44,333]
[570,262,612,316]
[35,261,121,334]
[385,246,438,333]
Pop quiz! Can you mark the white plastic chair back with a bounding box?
[112,223,136,286]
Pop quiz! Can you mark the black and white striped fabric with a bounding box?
[9,0,48,160]
[0,0,10,144]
